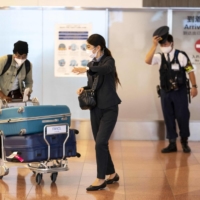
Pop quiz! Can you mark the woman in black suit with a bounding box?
[73,34,121,191]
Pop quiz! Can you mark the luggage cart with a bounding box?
[0,123,71,185]
[0,131,9,179]
[28,123,70,184]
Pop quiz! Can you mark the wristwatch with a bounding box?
[192,84,198,88]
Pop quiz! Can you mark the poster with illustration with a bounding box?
[54,24,92,77]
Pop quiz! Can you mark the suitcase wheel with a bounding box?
[50,172,58,183]
[74,130,79,134]
[36,173,43,185]
[70,129,79,134]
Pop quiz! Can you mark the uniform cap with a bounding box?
[153,26,169,44]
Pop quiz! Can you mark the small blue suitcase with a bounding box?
[0,105,70,136]
[4,129,80,162]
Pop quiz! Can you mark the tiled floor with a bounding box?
[1,140,200,200]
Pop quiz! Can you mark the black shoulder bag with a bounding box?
[78,76,99,110]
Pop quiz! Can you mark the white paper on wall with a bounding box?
[54,24,92,77]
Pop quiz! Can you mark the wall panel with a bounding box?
[143,0,200,7]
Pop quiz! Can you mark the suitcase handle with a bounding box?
[19,129,26,135]
[43,124,70,161]
[18,107,24,113]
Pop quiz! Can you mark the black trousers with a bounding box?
[90,105,118,179]
[160,86,190,140]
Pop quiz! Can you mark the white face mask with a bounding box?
[86,48,98,60]
[15,58,26,67]
[160,45,172,54]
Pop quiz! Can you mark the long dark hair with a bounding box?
[87,34,121,87]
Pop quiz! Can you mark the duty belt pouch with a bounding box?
[156,85,161,97]
[186,78,191,103]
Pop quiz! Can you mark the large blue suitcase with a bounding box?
[0,105,70,136]
[4,129,79,162]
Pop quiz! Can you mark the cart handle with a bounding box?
[43,123,69,161]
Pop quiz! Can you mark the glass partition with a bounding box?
[109,10,167,120]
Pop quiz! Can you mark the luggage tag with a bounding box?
[7,152,24,162]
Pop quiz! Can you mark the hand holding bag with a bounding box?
[78,76,99,110]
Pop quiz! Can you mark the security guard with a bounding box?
[145,26,198,153]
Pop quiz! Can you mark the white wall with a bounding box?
[0,0,143,8]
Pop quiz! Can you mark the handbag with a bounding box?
[78,76,99,110]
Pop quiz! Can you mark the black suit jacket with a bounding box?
[84,55,121,109]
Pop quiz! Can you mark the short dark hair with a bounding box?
[13,41,28,55]
[167,34,173,43]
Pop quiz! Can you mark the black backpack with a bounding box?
[0,55,30,76]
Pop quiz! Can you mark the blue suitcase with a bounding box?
[4,129,80,162]
[0,105,70,136]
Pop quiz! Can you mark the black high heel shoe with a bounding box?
[106,173,119,184]
[86,181,107,191]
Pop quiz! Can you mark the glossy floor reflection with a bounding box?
[1,140,200,200]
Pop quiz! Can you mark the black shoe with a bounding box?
[181,143,191,153]
[86,181,107,191]
[161,142,177,153]
[181,137,191,153]
[106,173,119,184]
